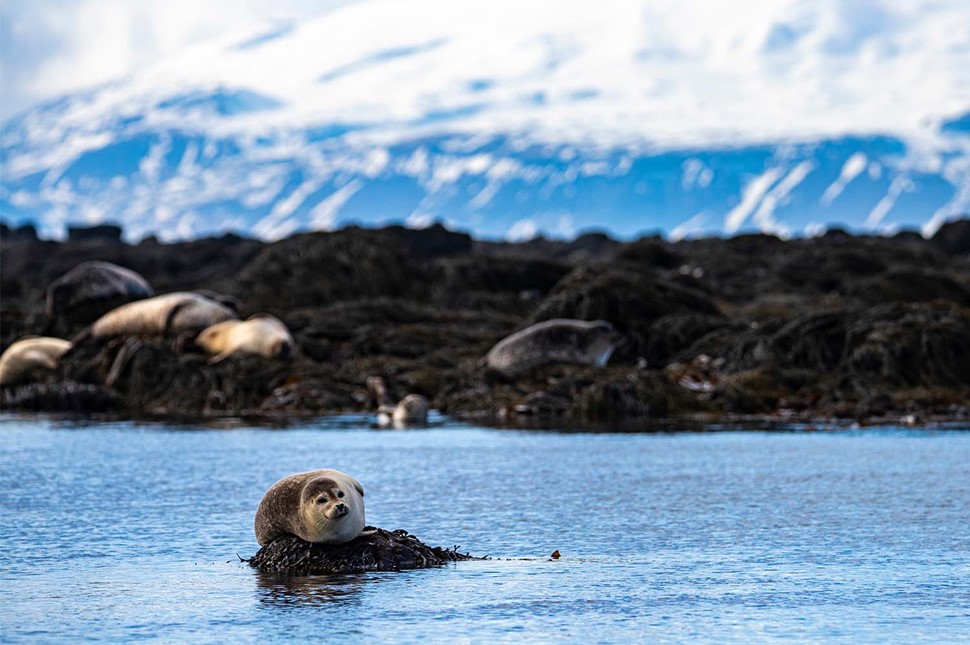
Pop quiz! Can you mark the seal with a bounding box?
[195,314,294,363]
[366,376,429,425]
[255,469,367,547]
[486,318,622,377]
[88,292,237,338]
[46,261,154,320]
[0,337,72,386]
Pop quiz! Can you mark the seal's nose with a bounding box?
[277,341,292,359]
[334,502,348,516]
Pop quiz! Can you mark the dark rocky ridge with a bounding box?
[2,219,969,426]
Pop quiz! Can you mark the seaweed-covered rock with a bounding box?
[246,527,479,575]
[932,218,970,256]
[530,264,721,361]
[3,219,970,425]
[232,230,425,311]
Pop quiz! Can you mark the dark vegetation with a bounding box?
[246,527,478,575]
[2,218,969,426]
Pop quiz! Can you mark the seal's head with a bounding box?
[195,322,231,354]
[272,336,294,360]
[297,474,365,543]
[581,320,623,367]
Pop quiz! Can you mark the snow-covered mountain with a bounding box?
[2,0,969,242]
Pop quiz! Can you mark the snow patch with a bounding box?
[820,152,867,206]
[724,167,784,233]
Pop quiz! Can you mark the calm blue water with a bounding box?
[0,416,968,643]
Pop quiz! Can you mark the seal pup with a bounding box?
[46,261,154,320]
[366,376,429,426]
[0,337,72,386]
[88,292,237,339]
[255,469,367,546]
[486,319,622,377]
[195,314,295,363]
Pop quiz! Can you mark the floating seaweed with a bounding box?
[245,527,480,575]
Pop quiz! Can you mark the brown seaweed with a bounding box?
[245,527,481,575]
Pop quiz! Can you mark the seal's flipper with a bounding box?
[105,338,142,388]
[208,350,233,364]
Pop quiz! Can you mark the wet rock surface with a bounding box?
[2,220,969,426]
[246,527,479,575]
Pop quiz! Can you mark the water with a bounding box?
[1,416,968,643]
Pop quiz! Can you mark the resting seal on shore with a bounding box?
[195,314,294,363]
[46,261,153,319]
[88,292,237,338]
[486,319,622,377]
[0,337,72,386]
[366,376,429,425]
[255,469,367,546]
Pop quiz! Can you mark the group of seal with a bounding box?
[5,260,626,434]
[2,261,298,390]
[5,263,631,554]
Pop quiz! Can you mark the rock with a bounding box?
[529,264,721,361]
[932,218,970,255]
[2,219,969,425]
[246,527,479,575]
[231,229,427,310]
[0,222,39,243]
[67,224,123,243]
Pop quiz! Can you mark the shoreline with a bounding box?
[2,219,969,427]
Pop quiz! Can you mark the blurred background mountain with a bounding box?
[1,0,968,243]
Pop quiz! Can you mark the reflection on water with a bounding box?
[0,417,968,643]
[254,573,369,607]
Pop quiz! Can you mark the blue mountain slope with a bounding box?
[2,97,966,243]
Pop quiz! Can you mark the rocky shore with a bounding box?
[2,219,969,427]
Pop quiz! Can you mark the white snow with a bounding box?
[308,179,362,231]
[820,153,867,206]
[724,167,784,233]
[507,218,539,242]
[751,161,816,237]
[865,175,915,229]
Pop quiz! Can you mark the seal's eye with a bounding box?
[337,491,344,498]
[316,496,328,504]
